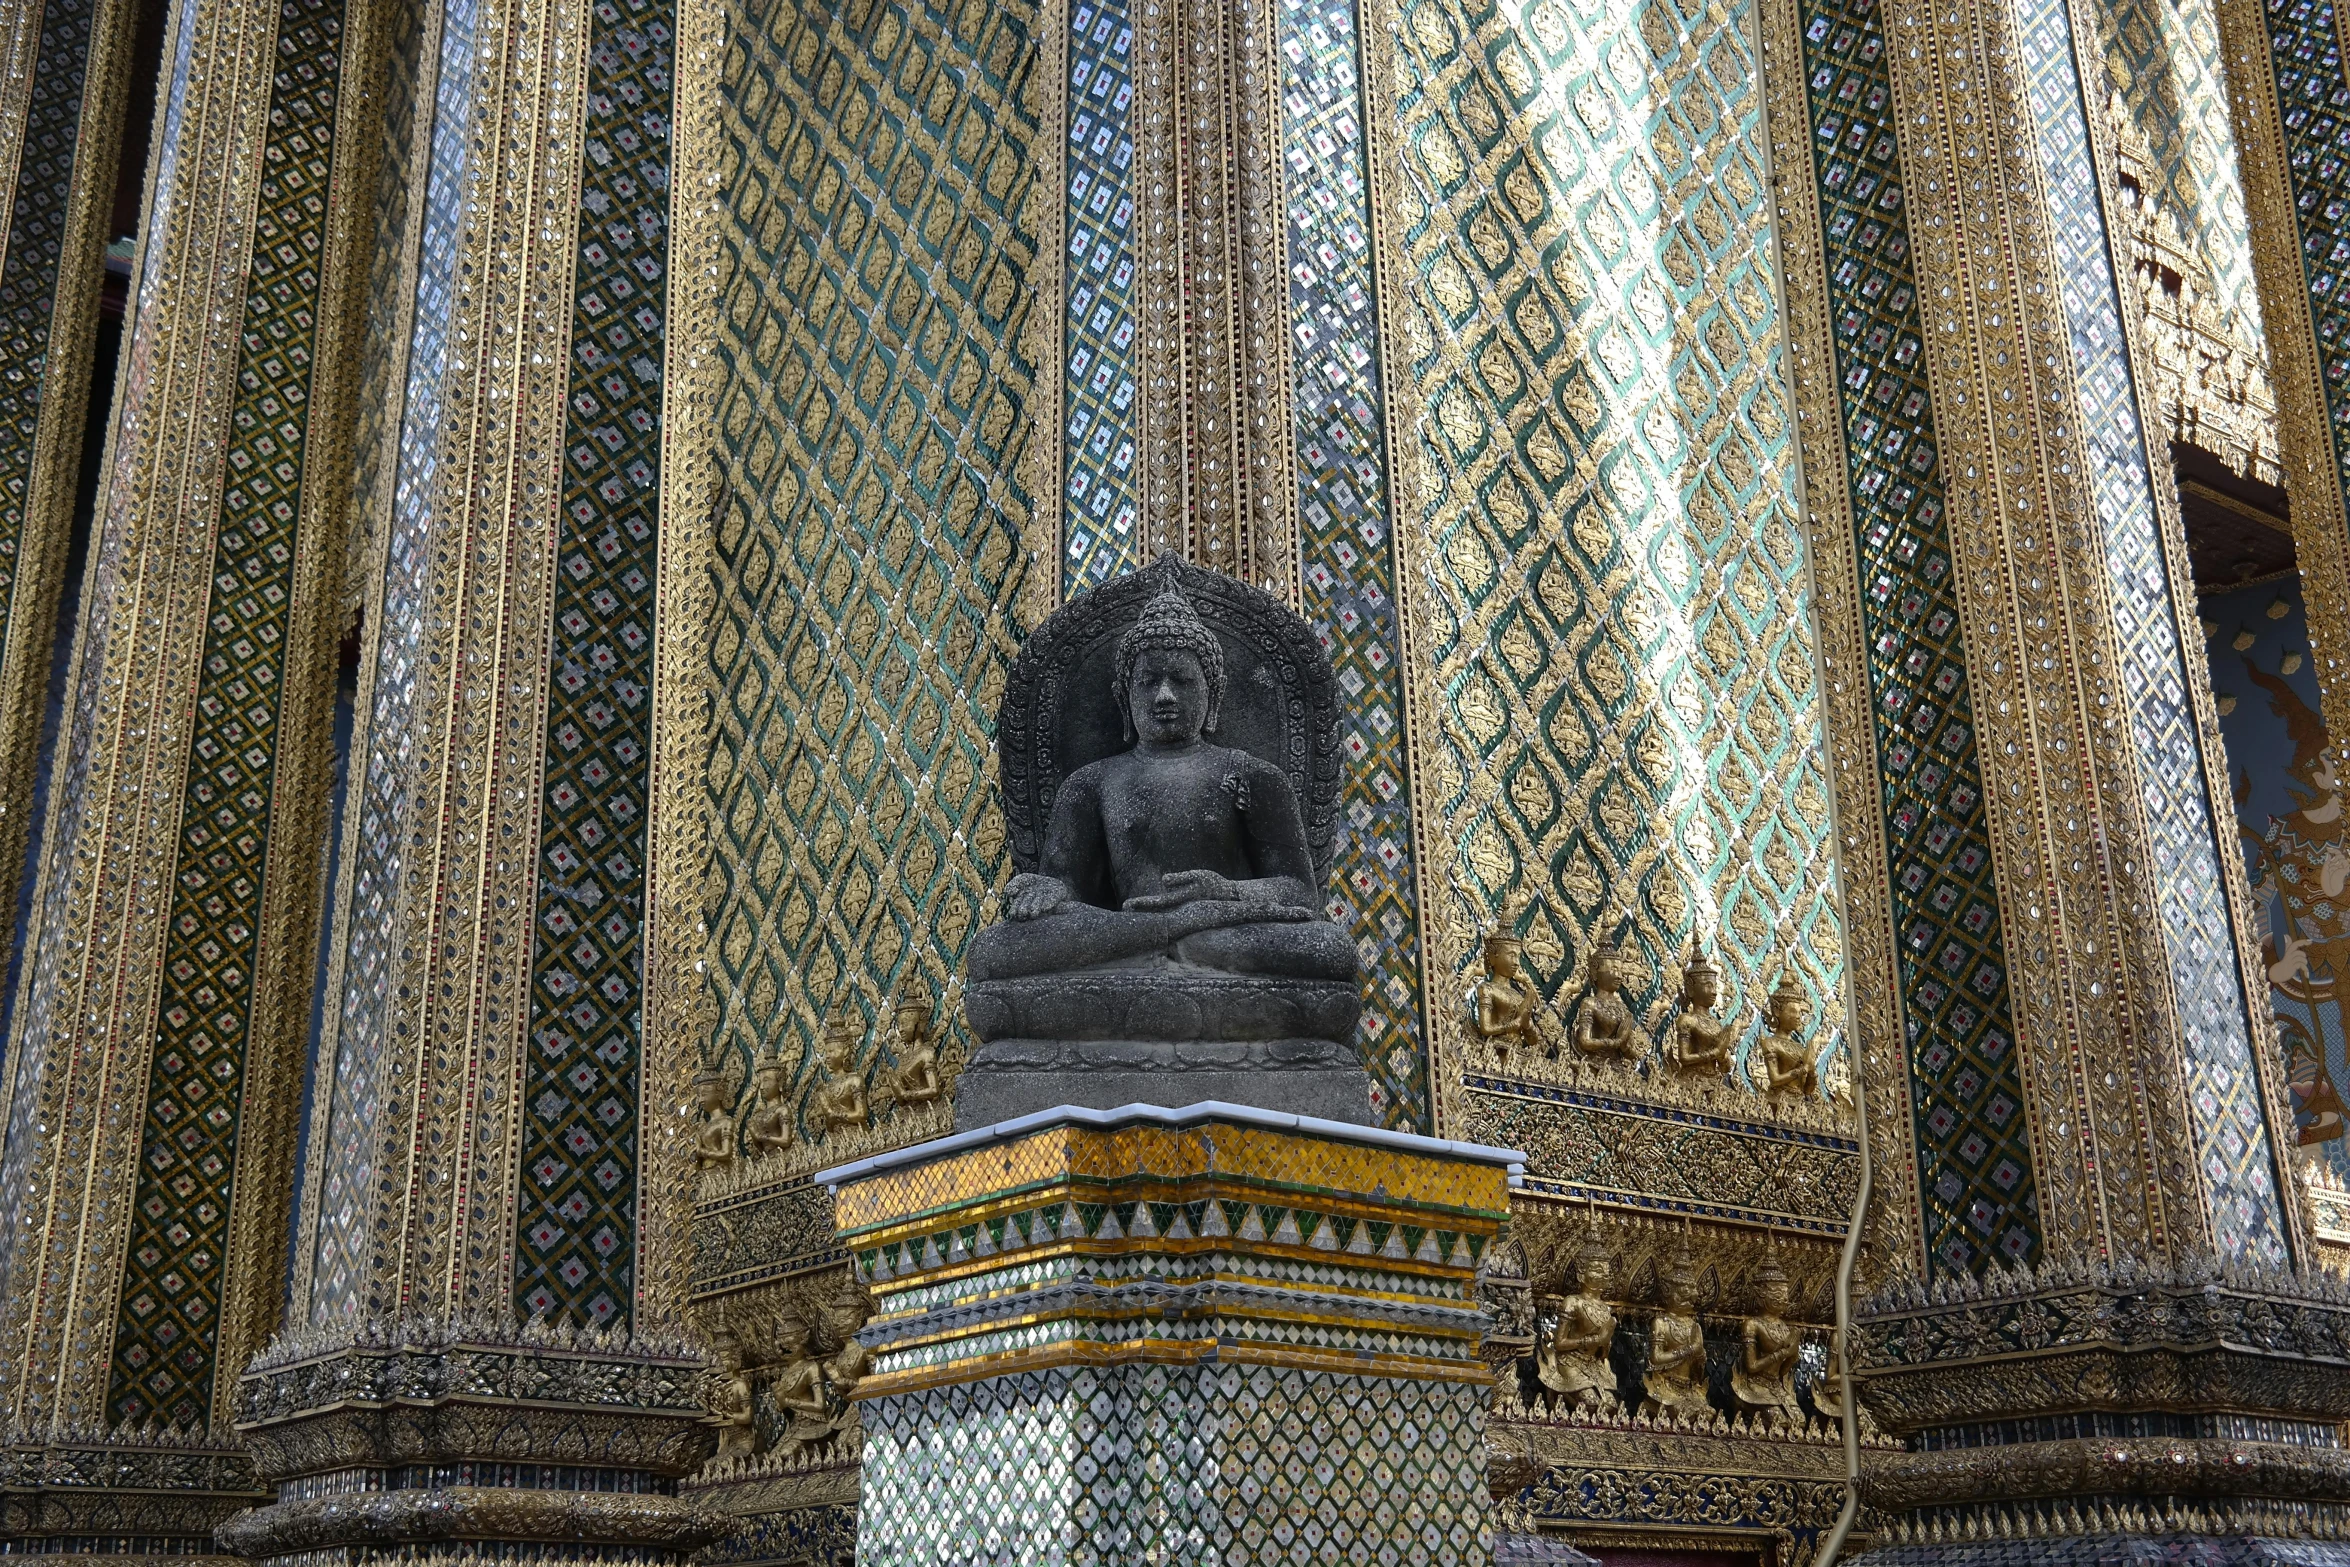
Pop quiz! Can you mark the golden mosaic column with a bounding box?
[0,0,141,997]
[233,0,728,1552]
[0,0,388,1545]
[1753,0,2350,1542]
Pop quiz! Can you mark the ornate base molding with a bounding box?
[0,1429,266,1557]
[221,1318,724,1564]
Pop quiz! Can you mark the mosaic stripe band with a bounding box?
[106,0,354,1421]
[1280,0,1429,1129]
[2013,0,2287,1264]
[1792,0,2040,1273]
[513,0,677,1331]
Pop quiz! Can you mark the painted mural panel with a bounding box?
[2205,576,2350,1187]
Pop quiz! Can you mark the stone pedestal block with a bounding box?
[816,1102,1524,1566]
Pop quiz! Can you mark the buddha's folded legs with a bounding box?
[967,899,1312,982]
[1172,918,1355,982]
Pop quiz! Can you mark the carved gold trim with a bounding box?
[643,0,728,1327]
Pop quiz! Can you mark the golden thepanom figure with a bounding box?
[1665,942,1734,1080]
[1756,962,1822,1099]
[1641,1243,1711,1420]
[694,1069,736,1170]
[1472,931,1543,1061]
[881,995,943,1104]
[1731,1259,1804,1423]
[1537,1241,1619,1408]
[1569,931,1646,1063]
[812,1018,870,1134]
[745,1050,792,1154]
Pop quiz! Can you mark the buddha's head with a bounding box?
[754,1051,786,1098]
[775,1313,811,1360]
[1116,585,1225,745]
[820,1021,857,1070]
[694,1069,729,1113]
[1753,1259,1791,1316]
[893,996,933,1051]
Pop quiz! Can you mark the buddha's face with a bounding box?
[1687,969,1720,1009]
[894,1008,929,1049]
[1486,940,1522,979]
[755,1063,783,1097]
[1758,1278,1790,1314]
[697,1077,728,1112]
[776,1319,809,1360]
[1661,1276,1694,1312]
[1576,1260,1613,1296]
[1591,951,1620,990]
[1771,994,1807,1034]
[1128,647,1210,747]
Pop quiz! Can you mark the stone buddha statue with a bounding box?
[957,556,1371,1127]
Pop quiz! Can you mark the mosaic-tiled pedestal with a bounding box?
[816,1102,1524,1567]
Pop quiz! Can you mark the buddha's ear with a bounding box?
[1203,693,1221,735]
[1114,682,1134,743]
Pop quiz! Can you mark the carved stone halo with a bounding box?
[996,552,1344,886]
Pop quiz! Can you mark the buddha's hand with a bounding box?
[1122,868,1246,911]
[1007,872,1073,921]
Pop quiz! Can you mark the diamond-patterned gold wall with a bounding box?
[1389,0,1844,1077]
[705,0,1040,1128]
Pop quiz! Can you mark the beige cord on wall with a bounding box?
[1814,1031,1873,1566]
